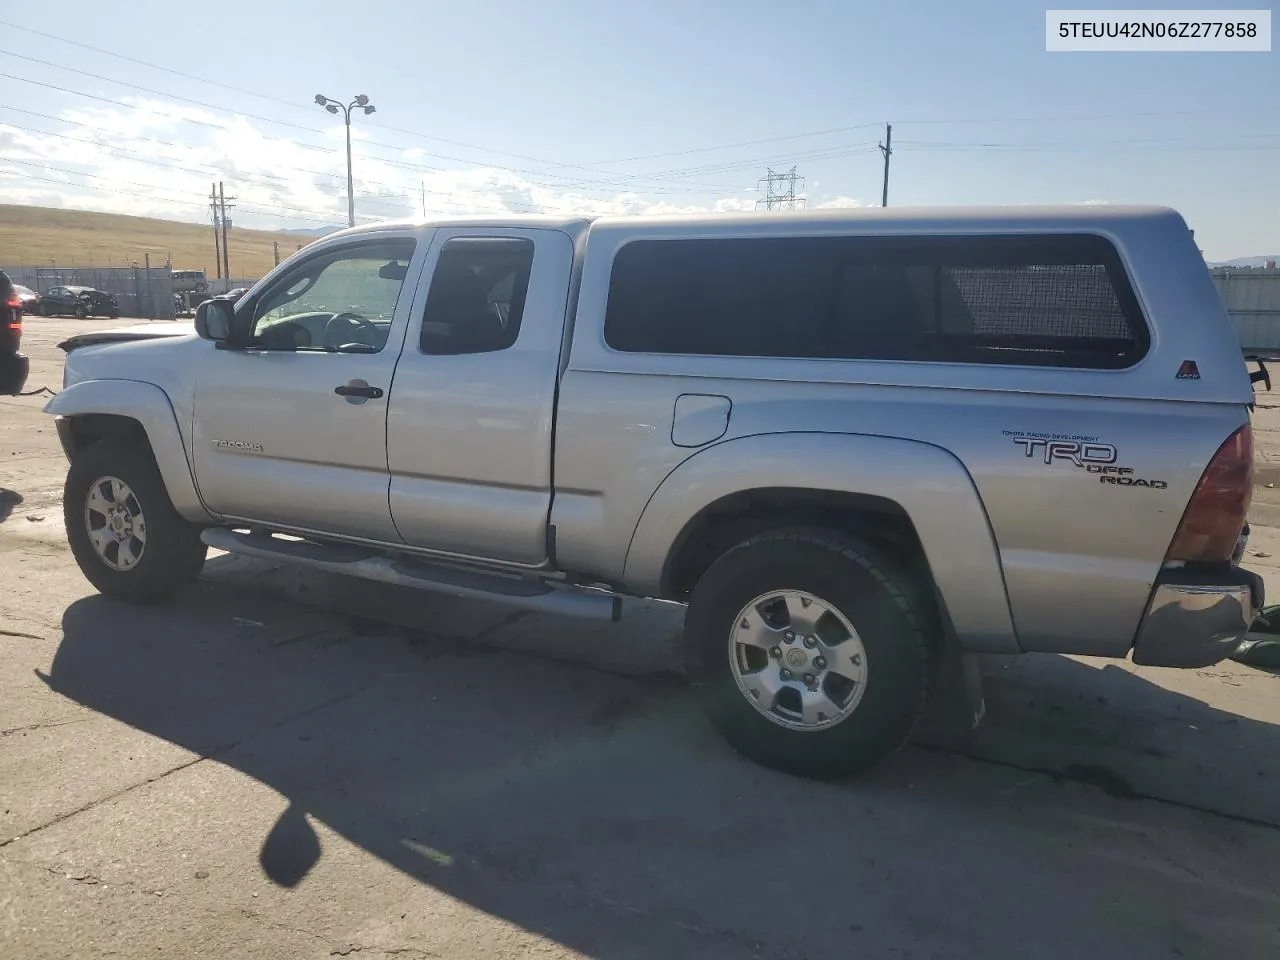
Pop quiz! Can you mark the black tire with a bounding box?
[64,438,207,603]
[74,303,87,319]
[686,530,934,780]
[40,302,51,317]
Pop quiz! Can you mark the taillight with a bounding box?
[1166,424,1253,563]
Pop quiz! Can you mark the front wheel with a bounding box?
[686,530,934,780]
[64,439,207,603]
[74,303,87,319]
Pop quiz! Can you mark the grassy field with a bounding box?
[0,204,321,280]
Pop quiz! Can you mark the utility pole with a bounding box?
[879,123,892,207]
[273,241,280,267]
[209,183,222,280]
[218,181,235,284]
[755,166,806,211]
[420,181,426,218]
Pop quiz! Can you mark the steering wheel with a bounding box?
[322,312,378,352]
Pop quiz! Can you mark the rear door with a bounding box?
[385,226,575,566]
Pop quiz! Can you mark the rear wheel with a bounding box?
[64,439,207,603]
[686,530,934,780]
[74,303,87,319]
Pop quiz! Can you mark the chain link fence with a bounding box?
[2,265,176,320]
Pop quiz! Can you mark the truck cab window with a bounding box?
[249,239,415,353]
[420,237,534,355]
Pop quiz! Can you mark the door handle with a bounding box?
[334,383,384,399]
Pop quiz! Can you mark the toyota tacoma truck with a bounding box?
[45,206,1262,779]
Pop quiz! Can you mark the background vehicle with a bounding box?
[40,285,118,319]
[171,270,208,295]
[44,207,1261,779]
[0,270,29,394]
[12,284,40,313]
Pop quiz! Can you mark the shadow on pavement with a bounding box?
[37,578,1280,959]
[0,488,23,522]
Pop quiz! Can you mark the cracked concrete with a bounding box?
[2,317,1280,959]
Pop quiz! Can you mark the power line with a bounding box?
[0,156,363,223]
[0,19,825,186]
[582,124,886,166]
[0,123,630,216]
[0,56,741,195]
[3,15,1277,196]
[0,69,751,197]
[0,107,733,204]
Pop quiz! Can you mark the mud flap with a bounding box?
[912,645,986,748]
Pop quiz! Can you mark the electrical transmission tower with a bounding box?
[755,166,806,210]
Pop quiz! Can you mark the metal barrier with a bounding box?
[2,265,176,319]
[1212,268,1280,355]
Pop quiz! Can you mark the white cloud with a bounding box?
[0,103,774,230]
[814,196,875,209]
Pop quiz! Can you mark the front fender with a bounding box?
[623,432,1019,654]
[44,379,212,523]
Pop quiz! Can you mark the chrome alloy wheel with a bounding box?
[728,590,869,730]
[84,475,147,571]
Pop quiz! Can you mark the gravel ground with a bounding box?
[2,317,1279,960]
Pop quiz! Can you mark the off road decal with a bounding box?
[1003,431,1167,490]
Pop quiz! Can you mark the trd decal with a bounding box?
[1010,436,1117,466]
[1004,431,1167,490]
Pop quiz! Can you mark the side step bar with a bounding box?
[201,528,623,622]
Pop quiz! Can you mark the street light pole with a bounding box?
[314,93,376,228]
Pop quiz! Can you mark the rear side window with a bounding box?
[420,237,534,355]
[603,235,1149,369]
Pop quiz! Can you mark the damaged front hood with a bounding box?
[58,321,195,352]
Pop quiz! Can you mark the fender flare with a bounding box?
[623,432,1019,654]
[44,379,212,523]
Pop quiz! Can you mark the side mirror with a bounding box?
[195,298,235,343]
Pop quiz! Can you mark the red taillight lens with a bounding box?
[4,295,19,309]
[1166,424,1253,563]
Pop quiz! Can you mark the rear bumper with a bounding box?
[0,350,29,395]
[1131,564,1263,668]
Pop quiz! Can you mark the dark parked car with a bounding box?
[12,284,40,313]
[0,270,29,395]
[39,285,118,319]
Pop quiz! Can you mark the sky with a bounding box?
[0,0,1276,260]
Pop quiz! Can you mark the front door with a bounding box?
[192,232,425,542]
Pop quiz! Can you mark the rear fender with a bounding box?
[44,379,212,523]
[624,432,1019,654]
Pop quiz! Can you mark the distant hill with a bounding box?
[1209,255,1279,268]
[279,225,344,237]
[0,204,320,279]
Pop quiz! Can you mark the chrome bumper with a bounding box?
[1131,565,1263,668]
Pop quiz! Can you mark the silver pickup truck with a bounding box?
[46,206,1262,779]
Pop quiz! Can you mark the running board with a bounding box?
[201,528,623,622]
